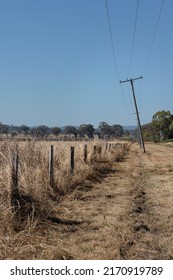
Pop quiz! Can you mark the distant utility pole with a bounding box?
[120,76,146,153]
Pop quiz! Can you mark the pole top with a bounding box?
[120,75,143,84]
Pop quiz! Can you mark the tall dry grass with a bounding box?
[0,139,129,259]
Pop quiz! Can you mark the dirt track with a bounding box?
[116,143,173,259]
[51,142,173,259]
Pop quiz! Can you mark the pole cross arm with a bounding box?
[120,75,143,84]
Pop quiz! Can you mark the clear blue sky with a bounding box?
[0,0,172,127]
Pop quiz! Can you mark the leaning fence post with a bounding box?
[84,144,87,163]
[70,146,75,174]
[49,145,54,187]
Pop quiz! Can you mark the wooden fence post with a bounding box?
[93,145,97,155]
[71,146,75,174]
[49,145,54,187]
[11,152,20,220]
[11,152,20,213]
[84,144,87,163]
[98,146,102,156]
[12,152,19,189]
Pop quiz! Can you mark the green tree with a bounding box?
[31,125,49,138]
[51,126,61,137]
[111,124,124,137]
[64,126,78,138]
[98,122,112,138]
[79,124,95,139]
[152,110,173,141]
[19,125,30,135]
[169,121,173,138]
[142,123,158,141]
[0,122,9,135]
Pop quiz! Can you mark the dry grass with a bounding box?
[2,141,172,260]
[0,139,129,259]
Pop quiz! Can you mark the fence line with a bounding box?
[10,142,122,188]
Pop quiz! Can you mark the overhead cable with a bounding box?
[142,0,165,74]
[105,0,132,115]
[127,0,140,78]
[105,0,120,81]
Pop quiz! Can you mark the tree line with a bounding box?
[0,122,124,139]
[2,110,171,142]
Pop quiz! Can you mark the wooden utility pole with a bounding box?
[120,76,146,153]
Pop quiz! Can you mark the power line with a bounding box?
[105,0,132,115]
[105,0,120,80]
[120,83,133,115]
[142,0,165,74]
[127,0,140,78]
[139,78,142,117]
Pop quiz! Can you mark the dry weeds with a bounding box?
[0,139,129,259]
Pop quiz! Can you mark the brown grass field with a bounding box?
[0,140,173,260]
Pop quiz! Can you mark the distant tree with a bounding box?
[79,124,95,139]
[19,125,30,135]
[111,124,124,137]
[98,122,112,137]
[94,130,101,138]
[10,125,21,134]
[152,110,173,141]
[30,127,36,137]
[31,125,49,138]
[0,123,9,135]
[51,126,61,137]
[64,126,78,138]
[123,130,130,137]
